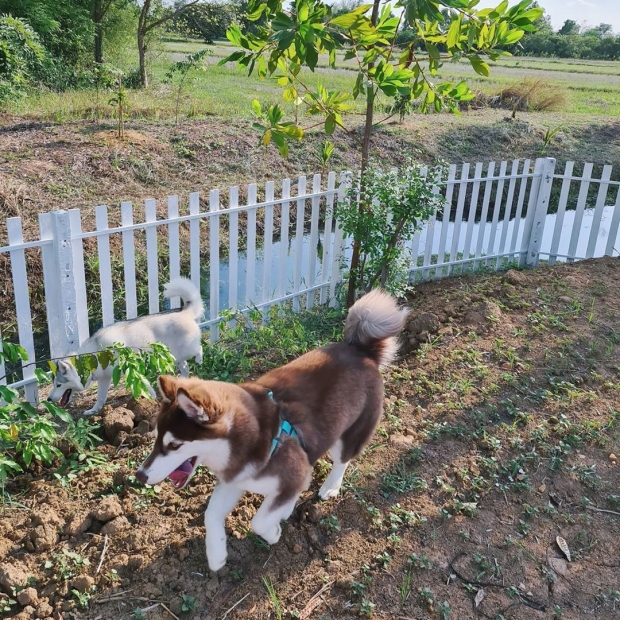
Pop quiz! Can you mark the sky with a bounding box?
[475,0,620,32]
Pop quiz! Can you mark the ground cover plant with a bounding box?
[0,256,619,619]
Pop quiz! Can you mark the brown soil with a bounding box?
[1,257,619,620]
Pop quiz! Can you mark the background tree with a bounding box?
[558,19,580,36]
[223,0,542,303]
[136,0,199,87]
[171,3,237,43]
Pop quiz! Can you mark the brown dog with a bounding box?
[136,290,408,571]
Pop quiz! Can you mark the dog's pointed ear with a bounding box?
[158,375,177,403]
[177,388,209,424]
[58,359,71,374]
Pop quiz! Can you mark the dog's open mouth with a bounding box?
[167,457,197,490]
[59,389,72,408]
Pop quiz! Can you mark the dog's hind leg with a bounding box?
[319,396,382,500]
[83,372,112,416]
[204,482,243,572]
[251,493,300,546]
[319,440,349,500]
[177,359,190,377]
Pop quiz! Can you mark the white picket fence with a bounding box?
[1,157,619,402]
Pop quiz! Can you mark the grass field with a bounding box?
[7,39,620,122]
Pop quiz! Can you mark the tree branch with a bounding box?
[144,0,200,33]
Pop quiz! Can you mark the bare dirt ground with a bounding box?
[1,256,619,620]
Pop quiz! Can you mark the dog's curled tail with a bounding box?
[163,278,204,320]
[344,289,409,368]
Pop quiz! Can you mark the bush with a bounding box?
[0,16,46,104]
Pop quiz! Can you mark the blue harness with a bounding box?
[266,389,299,457]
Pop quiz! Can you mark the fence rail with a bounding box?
[1,158,619,402]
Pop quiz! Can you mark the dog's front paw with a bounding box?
[252,521,282,545]
[82,408,100,417]
[207,552,227,572]
[318,481,341,500]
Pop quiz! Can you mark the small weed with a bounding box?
[263,577,283,620]
[72,589,92,610]
[181,594,196,612]
[437,600,451,619]
[320,515,341,534]
[408,553,433,570]
[359,598,376,616]
[400,570,413,604]
[374,551,392,568]
[381,458,427,496]
[131,609,146,620]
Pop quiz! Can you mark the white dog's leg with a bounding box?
[204,482,243,571]
[177,360,189,378]
[251,494,299,545]
[194,346,203,365]
[83,372,112,416]
[319,440,350,500]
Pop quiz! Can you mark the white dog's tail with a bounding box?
[344,289,409,368]
[163,278,204,320]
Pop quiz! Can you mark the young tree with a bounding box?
[136,0,199,87]
[223,0,542,303]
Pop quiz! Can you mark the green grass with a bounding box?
[8,39,620,121]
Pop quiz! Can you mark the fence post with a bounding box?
[329,171,351,307]
[41,210,87,359]
[525,157,556,268]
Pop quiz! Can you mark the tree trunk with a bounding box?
[94,25,104,64]
[137,0,150,88]
[345,0,381,308]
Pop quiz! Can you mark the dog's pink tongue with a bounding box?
[168,459,193,487]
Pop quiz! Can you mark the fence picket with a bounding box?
[435,164,457,276]
[121,202,138,319]
[95,205,114,326]
[168,195,180,307]
[329,172,349,304]
[145,199,159,314]
[306,174,322,310]
[189,192,201,293]
[474,161,496,269]
[245,184,257,308]
[278,180,291,301]
[320,172,336,305]
[448,164,469,275]
[496,160,519,270]
[7,217,37,403]
[462,162,483,274]
[510,159,531,256]
[548,161,573,265]
[567,162,593,261]
[228,187,239,312]
[605,183,620,257]
[69,209,89,342]
[586,165,612,259]
[209,190,220,342]
[422,184,440,279]
[262,181,275,307]
[486,160,507,268]
[293,176,307,312]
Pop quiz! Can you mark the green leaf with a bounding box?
[469,56,490,77]
[446,18,461,49]
[251,99,262,117]
[324,115,336,135]
[112,365,121,387]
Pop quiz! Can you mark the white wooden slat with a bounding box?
[435,164,457,276]
[448,164,469,275]
[168,195,180,308]
[526,157,556,267]
[486,160,507,268]
[189,192,201,292]
[329,173,348,306]
[548,161,574,265]
[245,184,257,308]
[474,161,496,269]
[422,186,440,279]
[306,174,321,310]
[6,217,37,403]
[209,189,220,342]
[68,209,89,343]
[262,181,275,306]
[320,172,336,304]
[462,162,483,274]
[567,162,593,261]
[95,205,114,326]
[145,199,159,314]
[278,180,291,300]
[605,184,620,257]
[228,187,239,311]
[586,165,612,258]
[39,213,60,359]
[121,202,138,319]
[293,176,307,312]
[496,159,519,270]
[510,159,531,255]
[520,159,545,267]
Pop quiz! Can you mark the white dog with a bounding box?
[48,278,204,415]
